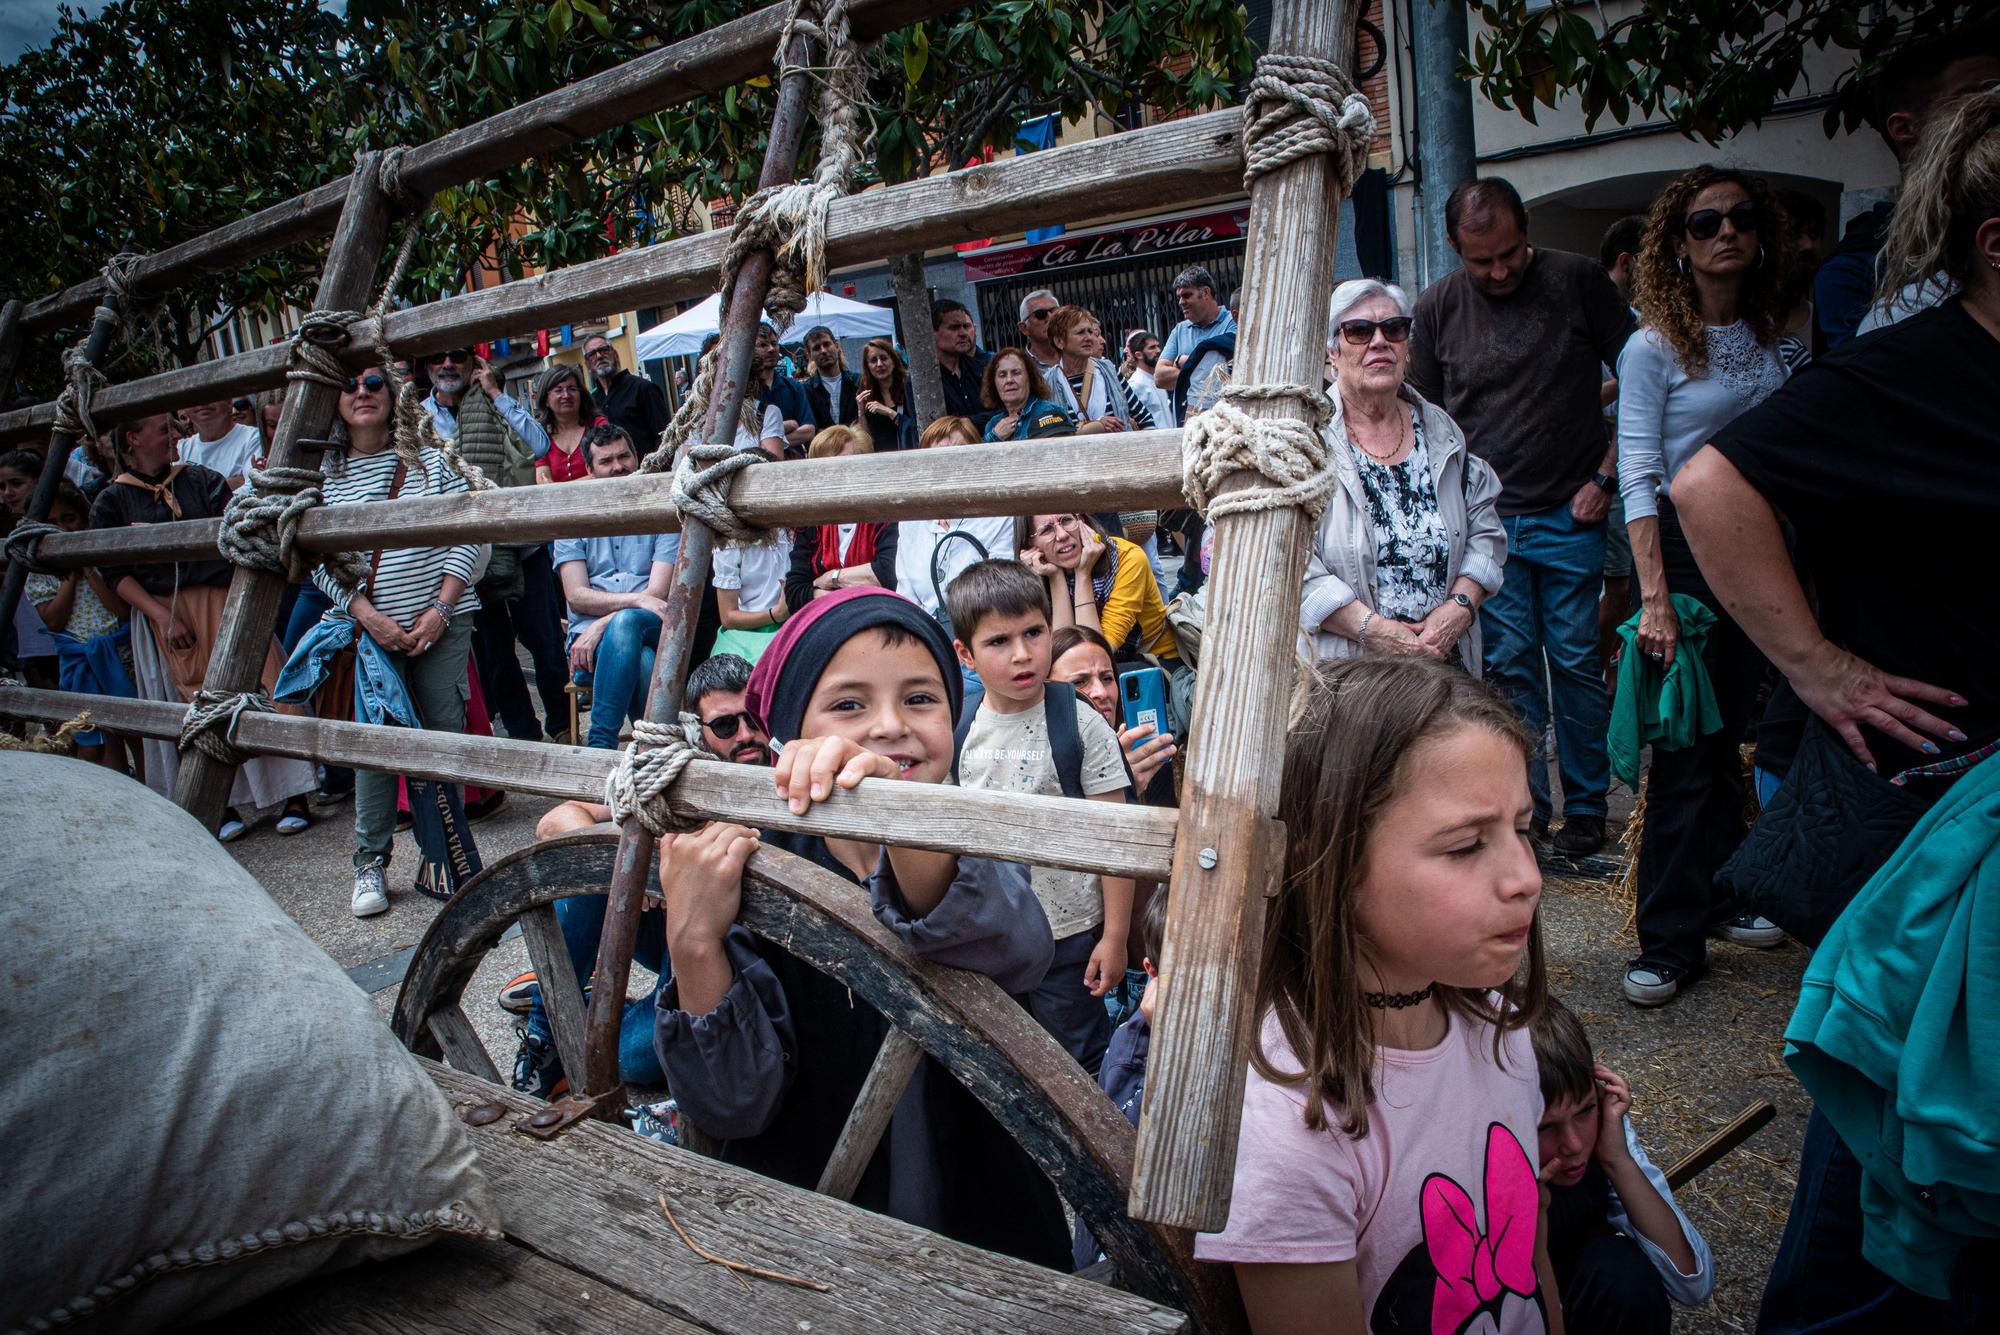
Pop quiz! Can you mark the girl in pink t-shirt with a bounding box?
[1195,657,1558,1335]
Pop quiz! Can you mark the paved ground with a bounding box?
[228,769,1804,1334]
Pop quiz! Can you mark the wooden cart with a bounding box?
[3,1,1368,1329]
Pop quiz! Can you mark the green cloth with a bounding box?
[1607,592,1723,791]
[1784,751,2000,1298]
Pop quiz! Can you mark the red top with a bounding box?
[543,414,609,482]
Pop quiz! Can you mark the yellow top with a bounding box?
[1094,536,1181,663]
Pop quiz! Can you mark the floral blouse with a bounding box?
[1352,409,1451,623]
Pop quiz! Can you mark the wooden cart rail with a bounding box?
[0,685,1179,882]
[0,108,1244,444]
[11,0,959,342]
[23,428,1187,569]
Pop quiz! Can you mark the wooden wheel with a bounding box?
[392,831,1241,1332]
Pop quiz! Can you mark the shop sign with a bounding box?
[961,208,1249,282]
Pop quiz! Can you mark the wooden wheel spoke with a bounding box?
[516,902,591,1089]
[815,1029,923,1201]
[427,1003,502,1083]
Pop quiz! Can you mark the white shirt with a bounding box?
[1128,366,1175,429]
[1855,276,1957,336]
[818,374,845,404]
[893,515,1018,616]
[711,530,792,612]
[176,423,261,483]
[1615,322,1787,523]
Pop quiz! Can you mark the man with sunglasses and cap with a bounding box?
[1409,177,1636,858]
[504,652,771,1095]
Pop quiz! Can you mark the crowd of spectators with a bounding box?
[5,30,1998,1329]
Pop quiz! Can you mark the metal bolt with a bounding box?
[1197,847,1218,869]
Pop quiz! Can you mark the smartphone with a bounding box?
[1119,667,1169,738]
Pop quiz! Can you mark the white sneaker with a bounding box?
[351,862,390,918]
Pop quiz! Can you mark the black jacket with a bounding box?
[593,369,669,456]
[805,370,859,429]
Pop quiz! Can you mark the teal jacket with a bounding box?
[1608,593,1722,792]
[1784,751,2000,1298]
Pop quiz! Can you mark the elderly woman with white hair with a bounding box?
[1298,278,1507,673]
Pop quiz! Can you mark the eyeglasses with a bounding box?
[584,344,616,358]
[1032,516,1081,541]
[342,373,389,394]
[701,710,758,740]
[427,349,471,365]
[1337,316,1414,346]
[1683,201,1758,241]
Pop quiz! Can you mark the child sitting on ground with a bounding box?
[1532,997,1715,1333]
[1073,886,1170,1269]
[945,558,1135,1074]
[649,586,1069,1266]
[1197,657,1556,1334]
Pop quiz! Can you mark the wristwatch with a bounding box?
[1592,471,1617,491]
[1450,593,1473,611]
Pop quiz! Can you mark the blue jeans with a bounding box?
[283,582,353,795]
[526,893,670,1088]
[1757,1106,1999,1332]
[582,608,661,749]
[1482,503,1612,824]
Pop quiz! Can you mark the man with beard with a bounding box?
[582,333,670,455]
[931,299,993,430]
[754,322,819,456]
[1122,329,1174,429]
[419,347,569,743]
[506,651,773,1096]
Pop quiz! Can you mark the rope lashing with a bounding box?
[718,0,869,333]
[643,346,724,477]
[178,689,277,766]
[286,308,368,393]
[217,465,372,591]
[672,437,771,543]
[0,711,95,755]
[604,719,705,837]
[1181,384,1337,523]
[2,519,64,576]
[50,342,109,445]
[1240,52,1376,193]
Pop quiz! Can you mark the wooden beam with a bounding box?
[815,1029,924,1200]
[1130,0,1353,1231]
[0,299,25,395]
[13,0,959,337]
[0,687,1180,881]
[28,428,1187,569]
[0,109,1247,444]
[169,154,394,831]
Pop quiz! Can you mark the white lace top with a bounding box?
[1614,320,1788,523]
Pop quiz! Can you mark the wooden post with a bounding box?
[1129,0,1353,1230]
[0,299,25,396]
[0,294,120,666]
[171,153,395,830]
[575,34,820,1122]
[888,252,943,425]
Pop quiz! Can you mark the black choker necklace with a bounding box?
[1364,983,1436,1010]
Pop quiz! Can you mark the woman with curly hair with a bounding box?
[853,336,917,451]
[1613,166,1793,1006]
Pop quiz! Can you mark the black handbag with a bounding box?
[1715,716,1934,947]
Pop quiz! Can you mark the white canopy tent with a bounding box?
[633,290,896,361]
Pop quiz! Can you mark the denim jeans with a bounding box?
[1758,1107,1998,1333]
[280,583,353,796]
[582,607,661,749]
[354,615,473,868]
[526,893,670,1087]
[1481,502,1612,824]
[472,545,570,739]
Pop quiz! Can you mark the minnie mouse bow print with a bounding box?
[1419,1123,1544,1335]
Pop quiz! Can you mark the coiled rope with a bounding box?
[603,718,706,837]
[178,689,276,766]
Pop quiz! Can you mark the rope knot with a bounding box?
[3,519,66,576]
[604,719,705,837]
[1241,52,1375,193]
[179,690,277,766]
[1182,383,1337,523]
[217,465,371,591]
[673,440,770,544]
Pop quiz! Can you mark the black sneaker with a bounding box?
[510,1026,568,1100]
[1553,814,1606,856]
[1622,960,1708,1007]
[1530,816,1550,844]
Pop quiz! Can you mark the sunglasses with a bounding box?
[1338,316,1413,346]
[1683,201,1758,241]
[342,373,389,394]
[701,710,759,741]
[1026,309,1054,321]
[427,348,471,365]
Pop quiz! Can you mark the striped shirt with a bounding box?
[312,449,484,629]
